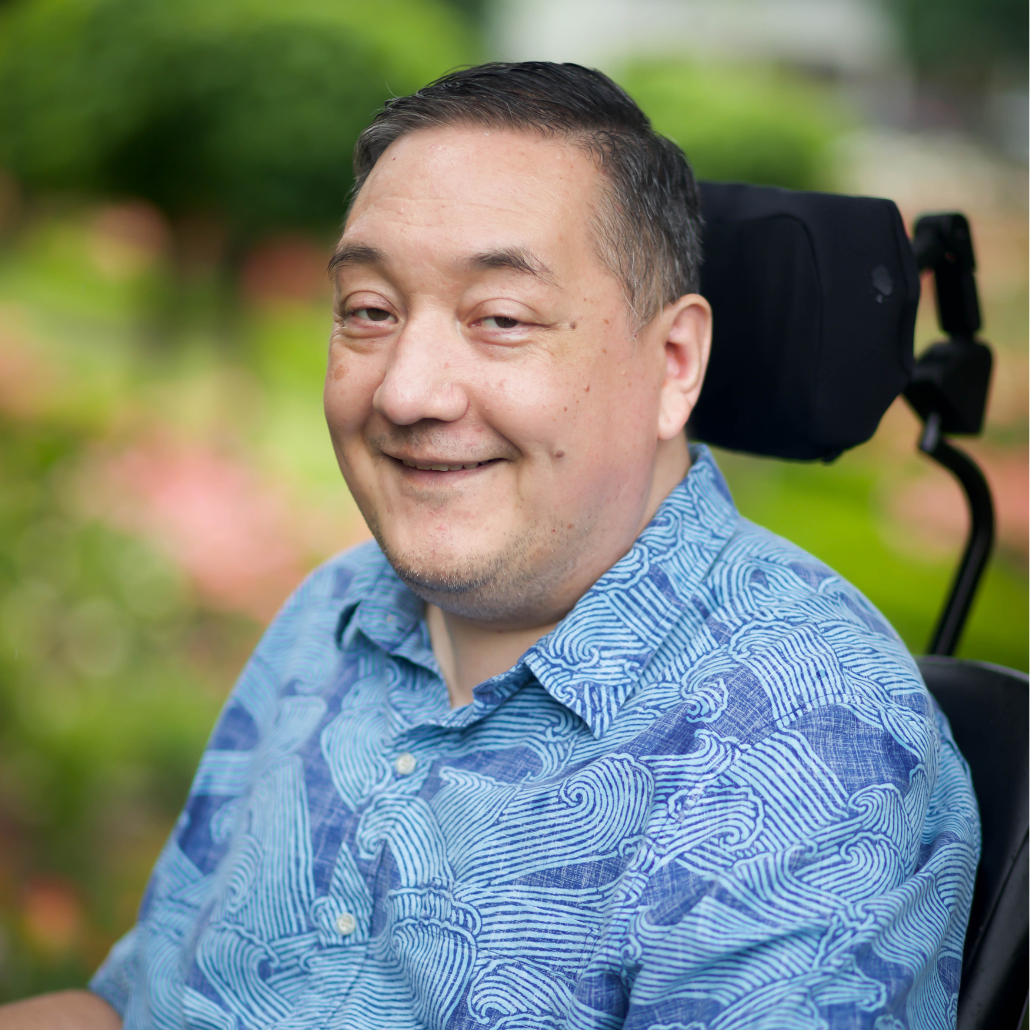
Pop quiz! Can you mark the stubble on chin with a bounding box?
[364,507,582,624]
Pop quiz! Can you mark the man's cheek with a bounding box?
[325,355,380,430]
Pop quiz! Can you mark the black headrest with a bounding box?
[690,181,920,461]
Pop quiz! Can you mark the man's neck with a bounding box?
[426,604,558,708]
[426,438,693,708]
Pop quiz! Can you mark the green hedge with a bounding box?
[0,0,476,240]
[618,60,842,190]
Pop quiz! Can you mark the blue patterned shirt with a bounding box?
[91,447,979,1029]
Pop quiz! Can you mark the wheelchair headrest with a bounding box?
[690,182,920,462]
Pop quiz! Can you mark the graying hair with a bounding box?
[351,62,703,325]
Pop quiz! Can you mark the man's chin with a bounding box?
[372,526,542,622]
[363,506,582,624]
[391,555,495,600]
[385,549,517,619]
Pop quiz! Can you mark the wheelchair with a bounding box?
[693,182,1029,1030]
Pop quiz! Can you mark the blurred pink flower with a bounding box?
[100,441,309,622]
[241,236,332,304]
[21,876,84,957]
[974,445,1029,561]
[0,323,58,418]
[89,201,170,280]
[891,445,1028,563]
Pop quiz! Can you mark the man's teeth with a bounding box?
[401,460,485,471]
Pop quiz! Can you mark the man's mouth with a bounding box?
[398,458,499,471]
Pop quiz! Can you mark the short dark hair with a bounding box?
[351,62,702,324]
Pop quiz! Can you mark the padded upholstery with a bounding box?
[691,182,920,461]
[918,656,1029,1030]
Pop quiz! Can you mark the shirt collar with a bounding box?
[336,556,428,668]
[336,445,739,737]
[523,445,738,737]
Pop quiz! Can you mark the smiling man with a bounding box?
[322,106,711,707]
[3,62,977,1030]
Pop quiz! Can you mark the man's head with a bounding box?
[351,64,705,326]
[324,62,712,628]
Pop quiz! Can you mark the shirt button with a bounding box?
[394,752,417,776]
[335,911,356,936]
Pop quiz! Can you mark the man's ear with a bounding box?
[656,294,712,441]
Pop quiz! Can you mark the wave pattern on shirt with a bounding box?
[91,446,979,1030]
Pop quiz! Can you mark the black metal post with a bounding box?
[918,412,996,656]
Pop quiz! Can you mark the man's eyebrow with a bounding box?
[328,242,560,288]
[467,247,560,288]
[328,243,386,278]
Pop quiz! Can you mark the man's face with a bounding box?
[325,125,697,627]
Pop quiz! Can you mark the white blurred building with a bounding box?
[490,0,902,78]
[488,0,1028,184]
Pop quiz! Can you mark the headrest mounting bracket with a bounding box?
[904,213,995,656]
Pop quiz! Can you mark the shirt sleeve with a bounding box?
[571,698,979,1029]
[89,926,139,1016]
[86,551,363,1023]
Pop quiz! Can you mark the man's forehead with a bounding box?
[335,127,603,286]
[346,126,600,231]
[365,122,590,179]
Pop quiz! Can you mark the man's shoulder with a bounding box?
[658,458,903,659]
[222,540,388,726]
[705,513,908,657]
[641,511,928,752]
[260,538,387,638]
[625,513,976,859]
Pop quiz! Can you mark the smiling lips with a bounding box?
[399,458,496,471]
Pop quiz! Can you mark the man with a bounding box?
[2,62,977,1029]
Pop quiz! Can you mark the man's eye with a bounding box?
[482,316,520,330]
[352,307,393,322]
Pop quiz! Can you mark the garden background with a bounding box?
[0,0,1025,1001]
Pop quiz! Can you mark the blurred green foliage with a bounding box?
[0,0,476,243]
[619,60,841,190]
[0,412,244,999]
[886,0,1028,82]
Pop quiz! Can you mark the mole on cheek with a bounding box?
[555,450,565,458]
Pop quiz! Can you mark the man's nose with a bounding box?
[372,315,469,426]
